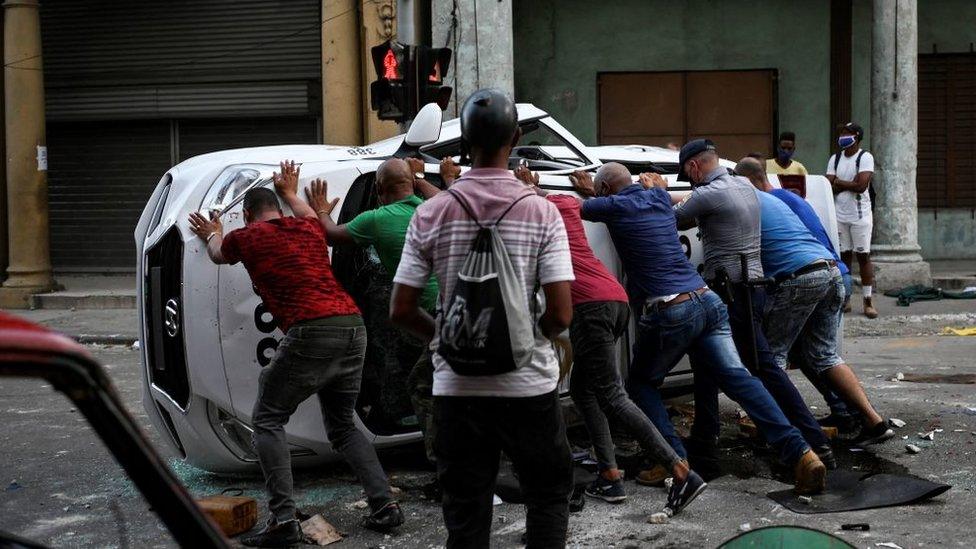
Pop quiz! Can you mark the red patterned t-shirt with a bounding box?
[221,216,359,332]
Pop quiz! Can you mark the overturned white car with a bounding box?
[135,104,838,472]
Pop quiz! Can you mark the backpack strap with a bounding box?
[495,192,535,226]
[446,189,535,228]
[833,152,841,172]
[855,150,865,172]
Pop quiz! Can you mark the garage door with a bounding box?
[598,70,778,161]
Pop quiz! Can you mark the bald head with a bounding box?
[594,162,633,195]
[376,158,415,205]
[735,157,771,192]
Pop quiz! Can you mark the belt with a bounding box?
[775,260,836,283]
[644,287,709,315]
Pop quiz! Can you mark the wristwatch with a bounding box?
[413,172,425,180]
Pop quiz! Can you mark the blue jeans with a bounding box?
[798,271,859,419]
[627,290,810,466]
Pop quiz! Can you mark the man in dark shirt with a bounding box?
[673,140,834,472]
[570,162,826,496]
[514,166,702,511]
[187,181,402,547]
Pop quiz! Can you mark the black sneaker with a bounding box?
[855,421,896,445]
[240,519,302,548]
[816,445,838,470]
[817,413,860,435]
[584,476,627,503]
[361,501,404,533]
[664,471,707,516]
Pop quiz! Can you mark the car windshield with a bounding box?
[423,117,590,171]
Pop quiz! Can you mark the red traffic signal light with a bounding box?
[371,41,405,81]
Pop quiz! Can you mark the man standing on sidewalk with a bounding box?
[765,132,809,176]
[390,89,575,548]
[570,163,826,497]
[513,165,706,511]
[672,139,834,472]
[187,179,402,547]
[827,122,878,318]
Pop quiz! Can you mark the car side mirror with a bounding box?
[404,103,443,147]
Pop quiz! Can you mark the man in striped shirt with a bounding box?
[390,89,575,548]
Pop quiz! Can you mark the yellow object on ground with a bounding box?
[942,326,976,336]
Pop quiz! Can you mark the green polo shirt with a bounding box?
[346,194,439,311]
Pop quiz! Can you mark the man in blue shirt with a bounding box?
[735,158,861,432]
[739,160,894,445]
[570,162,826,496]
[673,140,832,474]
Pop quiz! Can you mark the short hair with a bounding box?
[747,152,765,160]
[242,187,281,214]
[734,157,765,179]
[778,131,796,143]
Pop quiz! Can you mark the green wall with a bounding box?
[513,0,834,170]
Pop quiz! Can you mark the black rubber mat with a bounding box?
[495,465,596,504]
[768,470,951,514]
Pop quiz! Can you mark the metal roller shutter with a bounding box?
[41,0,322,120]
[47,121,172,271]
[178,117,319,161]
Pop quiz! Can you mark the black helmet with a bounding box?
[460,88,518,152]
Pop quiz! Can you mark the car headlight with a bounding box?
[199,165,267,215]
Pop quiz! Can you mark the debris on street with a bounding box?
[301,514,344,546]
[906,444,922,454]
[889,418,907,428]
[647,512,669,524]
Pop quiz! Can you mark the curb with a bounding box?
[74,334,139,346]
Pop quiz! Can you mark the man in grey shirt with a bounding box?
[672,139,835,474]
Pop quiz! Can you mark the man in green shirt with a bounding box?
[278,157,447,483]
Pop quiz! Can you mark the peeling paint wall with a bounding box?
[512,0,976,259]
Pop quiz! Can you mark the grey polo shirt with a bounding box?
[673,166,763,282]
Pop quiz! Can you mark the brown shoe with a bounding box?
[635,465,669,487]
[863,298,879,319]
[794,449,826,495]
[843,300,852,313]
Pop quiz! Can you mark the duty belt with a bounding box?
[774,259,836,283]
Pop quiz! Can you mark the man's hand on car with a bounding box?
[440,157,461,186]
[640,172,668,190]
[188,210,223,241]
[273,160,301,197]
[406,157,426,177]
[514,165,540,187]
[305,178,340,217]
[569,170,597,197]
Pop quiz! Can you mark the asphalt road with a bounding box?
[2,333,976,548]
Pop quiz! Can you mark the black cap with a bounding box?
[677,138,717,182]
[839,122,864,141]
[460,88,518,153]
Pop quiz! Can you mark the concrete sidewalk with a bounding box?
[12,309,139,345]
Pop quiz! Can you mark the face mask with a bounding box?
[777,148,794,160]
[838,135,856,149]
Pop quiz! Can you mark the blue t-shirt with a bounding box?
[756,191,833,279]
[770,189,849,276]
[581,185,704,303]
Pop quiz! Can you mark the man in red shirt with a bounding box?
[187,176,402,547]
[514,166,701,509]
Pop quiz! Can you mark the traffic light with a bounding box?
[416,46,453,110]
[368,41,453,123]
[369,41,409,121]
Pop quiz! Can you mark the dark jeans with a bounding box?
[627,290,810,466]
[700,280,828,449]
[569,300,681,472]
[251,319,393,522]
[407,346,436,463]
[434,391,573,549]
